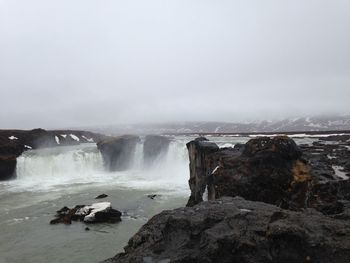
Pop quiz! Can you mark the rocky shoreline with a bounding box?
[104,134,350,263]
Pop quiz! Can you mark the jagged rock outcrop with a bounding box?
[97,135,140,171]
[104,197,350,263]
[143,135,171,165]
[50,202,121,224]
[186,136,350,215]
[186,137,219,206]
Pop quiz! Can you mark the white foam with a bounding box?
[61,134,67,138]
[55,136,60,144]
[7,140,190,196]
[24,145,32,149]
[8,136,18,140]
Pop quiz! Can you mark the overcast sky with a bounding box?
[0,0,349,129]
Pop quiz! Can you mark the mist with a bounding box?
[0,0,349,129]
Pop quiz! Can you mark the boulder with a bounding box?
[97,135,140,171]
[104,197,350,263]
[50,202,122,224]
[143,135,171,165]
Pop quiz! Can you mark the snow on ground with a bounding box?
[212,166,220,174]
[214,126,221,133]
[332,166,349,180]
[82,135,94,142]
[70,134,80,141]
[8,136,18,140]
[75,202,111,223]
[249,133,350,138]
[219,143,235,148]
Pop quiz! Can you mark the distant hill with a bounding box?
[87,115,350,135]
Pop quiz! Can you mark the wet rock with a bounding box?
[96,194,108,199]
[97,135,140,171]
[147,194,160,200]
[50,202,122,225]
[0,155,17,180]
[143,135,171,165]
[186,137,220,206]
[186,136,306,208]
[104,197,350,263]
[186,136,350,215]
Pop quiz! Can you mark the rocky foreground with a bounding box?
[105,197,350,263]
[105,135,350,263]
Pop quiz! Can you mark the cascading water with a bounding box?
[14,144,105,191]
[9,138,190,194]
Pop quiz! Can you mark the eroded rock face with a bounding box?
[186,136,350,215]
[143,135,171,165]
[0,155,17,180]
[97,135,140,171]
[186,137,220,206]
[104,197,350,263]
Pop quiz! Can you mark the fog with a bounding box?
[0,0,349,129]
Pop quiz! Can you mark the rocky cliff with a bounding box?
[104,135,350,263]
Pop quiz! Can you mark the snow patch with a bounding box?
[8,136,18,140]
[76,202,111,223]
[220,143,235,148]
[332,165,349,180]
[70,134,80,141]
[82,135,94,142]
[212,166,220,174]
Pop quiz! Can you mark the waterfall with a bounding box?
[11,139,190,194]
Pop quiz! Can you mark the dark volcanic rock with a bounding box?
[0,155,17,180]
[186,137,220,206]
[96,194,109,199]
[50,202,122,225]
[97,135,140,171]
[104,197,350,263]
[186,136,350,215]
[143,135,171,165]
[186,136,308,209]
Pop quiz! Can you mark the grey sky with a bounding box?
[0,0,349,129]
